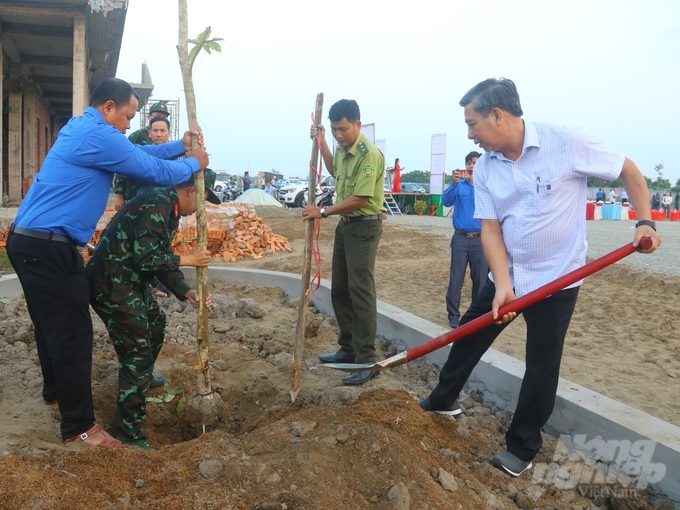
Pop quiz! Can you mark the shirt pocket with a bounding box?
[539,174,568,196]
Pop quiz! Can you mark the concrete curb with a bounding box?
[2,266,678,502]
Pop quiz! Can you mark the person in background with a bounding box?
[265,180,276,198]
[443,151,488,329]
[127,101,171,145]
[595,188,605,202]
[6,78,208,448]
[243,171,251,191]
[621,190,628,204]
[302,99,386,386]
[392,158,403,193]
[609,187,617,202]
[419,77,660,478]
[86,170,220,449]
[662,191,673,220]
[652,193,660,211]
[135,116,174,196]
[675,191,680,210]
[115,101,172,210]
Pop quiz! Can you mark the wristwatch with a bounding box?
[635,220,656,231]
[320,207,328,218]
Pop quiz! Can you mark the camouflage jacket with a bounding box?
[113,128,152,200]
[128,127,152,146]
[113,174,143,201]
[86,187,191,314]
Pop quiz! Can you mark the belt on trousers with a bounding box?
[340,214,387,223]
[454,229,481,238]
[10,224,75,245]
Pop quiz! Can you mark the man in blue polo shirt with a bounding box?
[7,77,209,448]
[443,151,488,329]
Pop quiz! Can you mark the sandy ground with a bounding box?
[0,205,677,509]
[216,208,680,425]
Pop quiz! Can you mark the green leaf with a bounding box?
[188,45,199,63]
[0,297,10,304]
[163,393,177,403]
[166,386,184,395]
[176,396,186,413]
[146,397,163,403]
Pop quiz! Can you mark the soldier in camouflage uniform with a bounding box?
[86,169,220,449]
[114,101,172,210]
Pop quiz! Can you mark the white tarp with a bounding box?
[233,189,283,207]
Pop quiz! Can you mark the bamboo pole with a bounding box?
[177,0,211,396]
[290,93,324,403]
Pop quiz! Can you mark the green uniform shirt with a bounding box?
[333,132,385,217]
[86,187,191,315]
[114,129,153,199]
[128,128,153,146]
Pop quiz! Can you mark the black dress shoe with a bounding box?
[342,370,379,385]
[318,350,355,363]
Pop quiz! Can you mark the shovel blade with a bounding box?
[320,361,379,372]
[321,352,408,372]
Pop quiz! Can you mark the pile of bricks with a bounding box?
[1,205,291,263]
[218,209,292,261]
[172,205,291,260]
[0,226,8,250]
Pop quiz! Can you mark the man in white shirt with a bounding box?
[419,78,661,477]
[609,187,618,202]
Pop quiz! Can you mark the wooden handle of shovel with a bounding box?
[406,236,653,363]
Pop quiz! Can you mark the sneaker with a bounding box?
[418,397,462,416]
[116,433,152,450]
[489,451,533,477]
[449,317,459,329]
[149,375,165,388]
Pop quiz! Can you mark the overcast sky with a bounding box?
[116,0,680,184]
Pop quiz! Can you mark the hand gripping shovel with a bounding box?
[323,237,653,373]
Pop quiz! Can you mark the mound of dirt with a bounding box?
[0,283,670,509]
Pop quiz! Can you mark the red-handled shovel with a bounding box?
[323,236,653,373]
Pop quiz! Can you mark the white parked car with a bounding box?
[278,175,335,208]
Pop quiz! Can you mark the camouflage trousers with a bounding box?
[91,289,165,440]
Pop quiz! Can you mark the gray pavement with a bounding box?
[386,213,679,277]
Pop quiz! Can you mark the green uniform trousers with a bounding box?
[331,219,382,364]
[90,289,165,440]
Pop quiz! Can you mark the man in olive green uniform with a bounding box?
[115,102,172,210]
[85,170,220,448]
[302,99,385,385]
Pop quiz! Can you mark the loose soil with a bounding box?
[0,206,676,509]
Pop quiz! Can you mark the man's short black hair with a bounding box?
[465,151,482,164]
[89,78,139,110]
[329,99,360,123]
[459,78,523,118]
[149,116,170,129]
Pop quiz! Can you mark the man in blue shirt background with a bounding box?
[442,151,488,329]
[7,77,209,448]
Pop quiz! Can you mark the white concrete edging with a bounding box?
[2,266,678,502]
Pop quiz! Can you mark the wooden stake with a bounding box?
[177,0,211,396]
[290,93,324,403]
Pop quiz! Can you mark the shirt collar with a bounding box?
[167,187,180,217]
[339,131,367,157]
[488,120,539,161]
[85,106,105,122]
